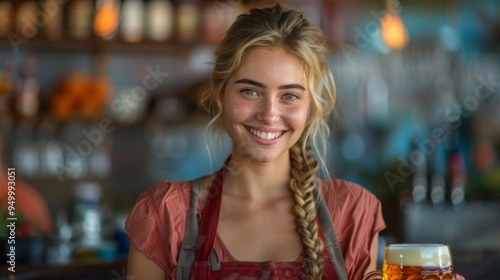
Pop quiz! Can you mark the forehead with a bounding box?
[231,46,307,85]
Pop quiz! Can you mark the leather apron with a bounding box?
[177,169,348,280]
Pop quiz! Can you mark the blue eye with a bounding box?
[283,93,299,101]
[240,88,258,96]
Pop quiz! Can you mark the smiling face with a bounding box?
[223,47,310,164]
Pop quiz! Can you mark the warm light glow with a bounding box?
[380,12,408,50]
[94,1,120,39]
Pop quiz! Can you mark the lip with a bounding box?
[244,125,286,145]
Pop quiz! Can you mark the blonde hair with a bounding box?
[199,4,336,279]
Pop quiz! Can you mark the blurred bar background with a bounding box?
[0,0,499,278]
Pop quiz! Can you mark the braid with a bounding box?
[289,142,324,279]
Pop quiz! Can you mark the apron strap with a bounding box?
[196,171,224,262]
[176,177,203,280]
[177,174,348,280]
[314,185,348,280]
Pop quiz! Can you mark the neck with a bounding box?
[223,152,292,202]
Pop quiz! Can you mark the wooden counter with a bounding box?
[0,259,127,280]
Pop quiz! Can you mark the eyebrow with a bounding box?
[234,79,306,91]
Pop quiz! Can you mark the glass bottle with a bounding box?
[94,0,121,40]
[43,0,64,40]
[449,149,466,207]
[68,0,93,40]
[121,0,145,42]
[0,58,18,121]
[147,0,174,41]
[13,0,38,39]
[176,0,200,42]
[16,54,39,122]
[0,0,14,38]
[72,182,103,261]
[201,0,225,43]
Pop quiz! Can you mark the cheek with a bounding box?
[285,106,309,129]
[225,98,254,123]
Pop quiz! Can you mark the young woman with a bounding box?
[127,4,384,279]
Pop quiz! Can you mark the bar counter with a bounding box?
[1,250,500,279]
[0,259,127,280]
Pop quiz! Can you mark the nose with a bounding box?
[256,98,280,124]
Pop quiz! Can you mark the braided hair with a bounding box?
[290,142,324,278]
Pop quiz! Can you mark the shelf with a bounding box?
[0,37,216,53]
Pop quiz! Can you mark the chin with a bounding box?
[250,155,276,163]
[248,149,288,164]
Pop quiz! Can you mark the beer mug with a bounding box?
[364,244,453,280]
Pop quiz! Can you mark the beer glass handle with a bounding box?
[363,271,383,280]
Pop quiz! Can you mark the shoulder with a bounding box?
[125,178,194,276]
[318,178,385,234]
[319,178,380,208]
[125,178,193,233]
[128,179,192,220]
[147,179,193,211]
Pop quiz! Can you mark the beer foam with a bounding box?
[385,244,452,267]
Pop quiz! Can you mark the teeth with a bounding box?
[249,128,282,140]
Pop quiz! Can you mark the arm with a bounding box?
[364,232,379,274]
[127,242,165,280]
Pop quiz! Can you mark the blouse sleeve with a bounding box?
[322,180,386,280]
[125,188,170,273]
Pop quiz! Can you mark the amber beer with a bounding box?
[364,244,453,280]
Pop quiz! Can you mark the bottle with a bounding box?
[68,0,93,40]
[411,137,428,203]
[46,209,73,264]
[0,58,18,121]
[0,0,14,38]
[430,142,447,206]
[72,182,103,261]
[38,118,64,178]
[201,0,225,43]
[449,149,466,207]
[13,0,38,39]
[43,0,64,40]
[94,0,121,40]
[176,0,201,42]
[16,54,39,122]
[13,123,40,177]
[121,0,145,42]
[201,0,244,43]
[147,0,174,41]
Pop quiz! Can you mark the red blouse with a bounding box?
[126,177,385,279]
